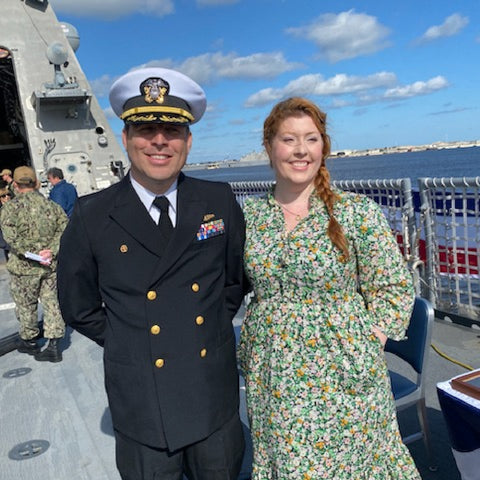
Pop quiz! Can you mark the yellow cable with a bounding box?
[431,343,474,371]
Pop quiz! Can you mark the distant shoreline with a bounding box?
[185,140,480,171]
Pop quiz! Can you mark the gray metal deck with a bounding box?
[0,257,479,479]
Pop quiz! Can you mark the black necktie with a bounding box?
[153,196,173,241]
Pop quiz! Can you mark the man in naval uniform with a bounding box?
[57,68,246,480]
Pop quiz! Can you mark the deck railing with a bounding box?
[418,177,480,326]
[230,177,480,328]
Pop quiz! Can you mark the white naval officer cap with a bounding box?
[109,67,207,126]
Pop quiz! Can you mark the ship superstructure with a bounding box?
[0,0,125,195]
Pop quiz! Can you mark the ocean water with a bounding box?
[187,146,480,186]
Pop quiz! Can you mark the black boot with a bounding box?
[34,338,62,363]
[17,338,40,355]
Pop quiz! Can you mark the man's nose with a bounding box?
[151,128,168,144]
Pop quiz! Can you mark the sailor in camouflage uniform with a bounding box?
[0,166,68,362]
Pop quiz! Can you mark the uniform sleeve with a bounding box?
[351,195,415,340]
[0,202,34,256]
[0,203,20,255]
[0,198,67,256]
[57,202,106,346]
[49,203,69,256]
[224,185,248,320]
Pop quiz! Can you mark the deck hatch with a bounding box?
[3,367,32,378]
[8,440,50,460]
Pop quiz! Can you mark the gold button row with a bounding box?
[147,283,200,300]
[150,317,203,337]
[155,349,207,369]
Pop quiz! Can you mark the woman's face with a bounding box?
[269,113,324,192]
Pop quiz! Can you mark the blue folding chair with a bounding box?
[385,297,436,469]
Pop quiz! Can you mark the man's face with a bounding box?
[0,192,11,204]
[122,123,192,194]
[47,175,60,186]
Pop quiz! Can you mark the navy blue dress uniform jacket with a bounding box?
[57,173,246,451]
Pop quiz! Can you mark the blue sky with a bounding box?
[50,0,480,164]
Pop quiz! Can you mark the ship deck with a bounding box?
[0,258,479,480]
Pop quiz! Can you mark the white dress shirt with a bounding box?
[130,175,178,227]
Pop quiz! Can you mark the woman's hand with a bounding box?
[372,326,387,347]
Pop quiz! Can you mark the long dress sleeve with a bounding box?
[350,195,415,340]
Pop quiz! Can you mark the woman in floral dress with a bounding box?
[238,97,421,479]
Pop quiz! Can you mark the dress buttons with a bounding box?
[155,358,164,368]
[150,325,160,335]
[200,348,207,358]
[191,283,200,292]
[196,315,204,325]
[147,291,157,300]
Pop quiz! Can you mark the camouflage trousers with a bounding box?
[10,271,65,340]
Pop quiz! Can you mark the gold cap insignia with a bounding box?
[141,77,169,104]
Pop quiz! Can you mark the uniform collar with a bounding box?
[129,174,178,216]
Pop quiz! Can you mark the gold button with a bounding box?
[195,316,204,325]
[147,291,157,300]
[150,325,160,335]
[191,283,200,292]
[155,358,164,368]
[200,348,207,358]
[120,244,128,253]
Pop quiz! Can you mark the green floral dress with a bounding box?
[238,189,421,480]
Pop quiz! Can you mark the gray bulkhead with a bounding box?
[0,0,126,196]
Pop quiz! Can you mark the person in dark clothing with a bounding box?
[57,67,247,480]
[1,169,15,198]
[0,186,12,260]
[46,167,78,217]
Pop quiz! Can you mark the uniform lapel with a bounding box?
[108,177,167,257]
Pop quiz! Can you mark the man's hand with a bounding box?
[38,248,52,266]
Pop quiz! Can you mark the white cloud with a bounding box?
[418,13,469,43]
[384,76,449,99]
[136,51,301,84]
[89,74,115,98]
[286,10,391,63]
[245,72,397,107]
[89,51,300,98]
[49,0,174,19]
[216,52,301,79]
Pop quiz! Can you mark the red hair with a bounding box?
[263,97,349,259]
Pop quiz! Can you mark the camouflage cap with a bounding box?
[0,169,12,176]
[13,166,37,185]
[0,187,9,197]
